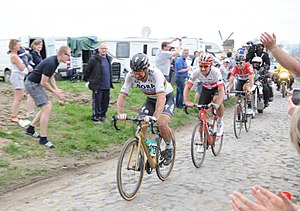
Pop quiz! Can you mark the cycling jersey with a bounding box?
[187,66,224,90]
[120,67,173,99]
[230,62,254,80]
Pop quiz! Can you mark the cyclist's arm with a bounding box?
[117,93,127,114]
[248,74,254,88]
[183,82,193,104]
[153,93,166,120]
[227,75,235,91]
[216,85,225,105]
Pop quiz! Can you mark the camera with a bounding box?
[246,41,257,54]
[292,88,300,105]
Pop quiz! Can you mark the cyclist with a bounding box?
[252,56,271,107]
[183,53,225,136]
[226,54,255,115]
[117,53,175,165]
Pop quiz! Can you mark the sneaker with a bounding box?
[164,148,173,166]
[25,130,40,138]
[99,117,108,123]
[247,108,253,115]
[91,118,102,124]
[196,143,204,153]
[264,103,269,108]
[216,121,224,136]
[39,139,55,148]
[235,121,241,129]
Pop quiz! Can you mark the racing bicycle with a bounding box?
[112,115,176,201]
[184,104,223,168]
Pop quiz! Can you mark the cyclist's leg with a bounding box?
[212,87,224,136]
[139,97,155,135]
[157,93,175,165]
[157,93,174,143]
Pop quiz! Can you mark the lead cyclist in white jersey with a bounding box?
[183,53,225,136]
[117,53,175,165]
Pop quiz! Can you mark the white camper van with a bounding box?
[104,37,160,76]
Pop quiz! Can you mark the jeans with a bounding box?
[175,76,186,108]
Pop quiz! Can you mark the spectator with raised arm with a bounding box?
[260,32,300,76]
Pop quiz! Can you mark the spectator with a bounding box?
[26,39,44,117]
[18,46,35,68]
[193,50,204,104]
[24,46,70,148]
[175,49,192,108]
[260,32,300,76]
[226,51,236,69]
[30,39,44,68]
[155,38,182,81]
[8,39,29,122]
[168,46,176,83]
[84,43,114,123]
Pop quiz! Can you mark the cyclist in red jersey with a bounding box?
[226,54,254,115]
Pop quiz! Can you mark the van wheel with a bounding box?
[54,73,63,81]
[4,70,11,83]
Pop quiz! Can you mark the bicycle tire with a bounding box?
[191,121,207,168]
[233,104,242,139]
[116,137,145,201]
[156,131,176,181]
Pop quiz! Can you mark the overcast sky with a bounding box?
[1,0,299,50]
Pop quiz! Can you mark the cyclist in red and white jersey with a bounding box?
[226,54,254,115]
[184,53,225,136]
[117,53,175,165]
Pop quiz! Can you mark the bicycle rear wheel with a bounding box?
[156,131,176,181]
[233,104,242,139]
[116,137,145,201]
[191,121,207,168]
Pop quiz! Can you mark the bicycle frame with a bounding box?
[199,106,222,144]
[112,116,158,169]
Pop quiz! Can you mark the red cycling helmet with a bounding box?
[199,53,214,65]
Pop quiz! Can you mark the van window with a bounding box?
[152,48,159,56]
[116,42,130,58]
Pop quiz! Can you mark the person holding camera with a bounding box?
[156,38,182,82]
[246,41,271,70]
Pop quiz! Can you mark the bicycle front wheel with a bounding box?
[245,105,252,132]
[233,104,242,139]
[191,121,207,168]
[116,137,145,201]
[156,131,176,181]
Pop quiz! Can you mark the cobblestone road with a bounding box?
[1,91,300,211]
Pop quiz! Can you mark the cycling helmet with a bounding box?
[235,54,245,62]
[199,53,214,65]
[252,56,262,64]
[130,53,149,71]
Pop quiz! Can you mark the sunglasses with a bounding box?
[236,61,244,65]
[132,70,144,75]
[199,65,210,68]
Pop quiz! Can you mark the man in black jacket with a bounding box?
[84,43,114,123]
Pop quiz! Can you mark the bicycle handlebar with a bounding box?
[110,115,157,134]
[183,104,213,115]
[230,91,247,94]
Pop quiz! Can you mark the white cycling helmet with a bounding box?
[252,56,262,65]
